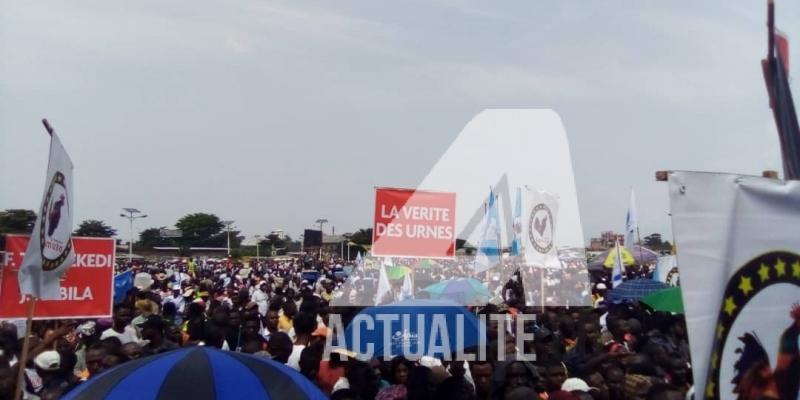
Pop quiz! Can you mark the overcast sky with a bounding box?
[2,1,798,245]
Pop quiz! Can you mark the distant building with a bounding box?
[269,229,286,240]
[588,231,624,251]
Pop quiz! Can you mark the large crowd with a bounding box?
[0,254,691,400]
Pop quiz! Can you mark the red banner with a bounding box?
[372,188,456,258]
[1,235,114,319]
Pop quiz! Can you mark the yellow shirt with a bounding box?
[278,314,293,332]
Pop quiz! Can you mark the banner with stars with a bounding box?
[668,171,800,400]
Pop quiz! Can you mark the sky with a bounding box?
[1,1,798,245]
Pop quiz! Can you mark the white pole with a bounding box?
[129,214,133,263]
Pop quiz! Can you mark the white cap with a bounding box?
[34,351,61,371]
[595,283,607,290]
[562,378,591,392]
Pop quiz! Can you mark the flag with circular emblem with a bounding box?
[668,171,800,400]
[18,132,75,300]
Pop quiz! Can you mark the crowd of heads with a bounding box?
[0,254,692,399]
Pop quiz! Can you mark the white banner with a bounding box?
[669,171,800,400]
[19,132,76,300]
[523,188,560,269]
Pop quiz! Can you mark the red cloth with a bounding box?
[316,360,345,395]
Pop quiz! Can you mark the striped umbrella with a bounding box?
[606,278,669,303]
[62,347,326,400]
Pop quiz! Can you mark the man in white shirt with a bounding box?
[251,282,269,317]
[100,304,140,345]
[286,312,316,371]
[164,285,186,315]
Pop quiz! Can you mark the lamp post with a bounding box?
[221,220,234,257]
[315,218,328,258]
[254,234,262,260]
[120,208,147,264]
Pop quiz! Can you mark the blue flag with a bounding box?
[510,187,522,256]
[476,189,501,272]
[114,270,134,304]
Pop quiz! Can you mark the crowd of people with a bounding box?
[0,254,692,400]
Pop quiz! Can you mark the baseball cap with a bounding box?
[562,378,591,392]
[34,351,61,371]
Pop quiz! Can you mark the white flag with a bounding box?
[19,132,76,300]
[669,171,800,400]
[653,255,678,286]
[523,188,560,269]
[611,239,624,288]
[624,188,638,248]
[375,265,391,305]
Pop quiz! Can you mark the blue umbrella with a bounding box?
[421,278,492,304]
[62,347,326,400]
[344,299,482,359]
[606,278,669,303]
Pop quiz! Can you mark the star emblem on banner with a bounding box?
[774,259,786,277]
[704,251,800,400]
[758,264,770,282]
[738,276,753,296]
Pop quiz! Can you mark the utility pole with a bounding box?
[120,208,147,264]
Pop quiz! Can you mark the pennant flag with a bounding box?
[523,188,560,268]
[400,270,414,301]
[475,189,501,273]
[375,265,391,305]
[510,187,523,257]
[114,270,134,304]
[611,239,625,288]
[763,20,800,179]
[624,188,639,248]
[19,132,76,300]
[668,171,800,399]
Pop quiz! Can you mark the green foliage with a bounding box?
[137,227,176,249]
[176,213,223,240]
[0,209,37,234]
[74,219,117,237]
[350,228,373,245]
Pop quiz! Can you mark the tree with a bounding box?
[350,228,373,245]
[643,233,664,248]
[74,219,117,237]
[175,213,224,247]
[137,227,176,249]
[0,209,37,234]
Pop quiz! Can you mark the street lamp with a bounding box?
[315,218,328,257]
[120,208,147,264]
[221,220,234,257]
[254,234,262,260]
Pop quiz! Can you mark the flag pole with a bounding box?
[42,119,55,136]
[14,296,36,400]
[14,119,56,399]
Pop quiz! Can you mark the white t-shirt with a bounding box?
[100,326,140,345]
[287,344,306,371]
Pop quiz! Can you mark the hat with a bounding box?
[172,284,181,291]
[134,272,154,291]
[34,351,60,371]
[595,283,608,290]
[182,289,195,298]
[562,378,591,392]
